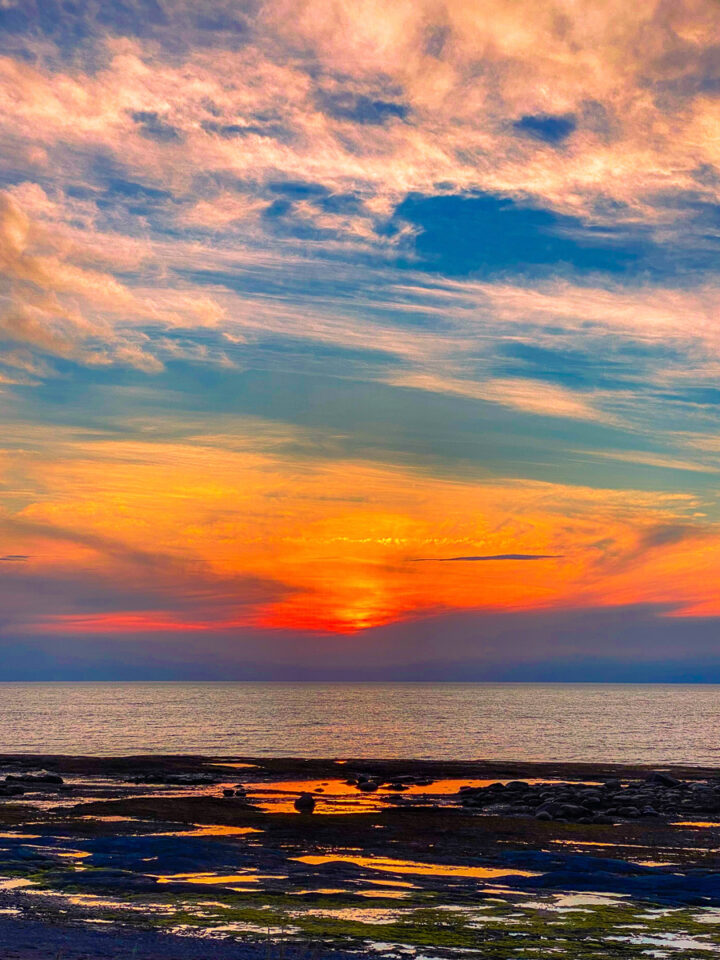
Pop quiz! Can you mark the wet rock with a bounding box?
[642,805,660,817]
[294,792,316,813]
[618,805,641,818]
[535,810,553,821]
[645,771,681,788]
[6,771,63,785]
[356,780,379,792]
[130,772,217,786]
[0,784,25,796]
[222,788,235,797]
[483,803,517,815]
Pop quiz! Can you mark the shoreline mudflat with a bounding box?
[4,752,720,779]
[1,754,720,958]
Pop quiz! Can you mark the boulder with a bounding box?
[357,780,379,792]
[294,792,316,813]
[645,771,680,788]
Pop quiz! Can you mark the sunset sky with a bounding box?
[3,0,720,679]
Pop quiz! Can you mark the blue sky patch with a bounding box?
[514,113,577,143]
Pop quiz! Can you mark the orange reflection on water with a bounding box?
[292,854,539,878]
[244,776,582,815]
[672,822,719,828]
[155,872,284,885]
[150,825,262,838]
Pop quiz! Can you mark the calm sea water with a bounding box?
[0,682,719,763]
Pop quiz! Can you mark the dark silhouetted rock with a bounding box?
[645,772,681,788]
[357,780,379,792]
[294,792,316,813]
[6,772,63,785]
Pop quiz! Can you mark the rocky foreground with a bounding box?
[1,755,720,959]
[455,770,718,821]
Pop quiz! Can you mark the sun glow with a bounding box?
[2,425,715,638]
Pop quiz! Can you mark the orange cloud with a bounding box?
[1,423,716,636]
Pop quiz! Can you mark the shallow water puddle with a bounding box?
[519,893,628,910]
[607,933,720,951]
[0,878,36,891]
[245,780,386,814]
[26,887,177,918]
[292,854,540,879]
[155,871,286,886]
[244,777,599,815]
[358,890,412,899]
[79,815,145,823]
[150,824,262,837]
[295,906,411,924]
[673,822,720,828]
[155,871,261,884]
[170,921,300,937]
[365,879,418,888]
[289,887,349,895]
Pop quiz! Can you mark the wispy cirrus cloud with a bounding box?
[412,554,563,562]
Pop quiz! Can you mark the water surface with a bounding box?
[0,682,718,762]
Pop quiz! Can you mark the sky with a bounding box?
[2,0,720,680]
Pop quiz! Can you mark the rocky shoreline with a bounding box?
[456,769,720,821]
[1,754,720,959]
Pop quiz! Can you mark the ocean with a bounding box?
[0,682,718,763]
